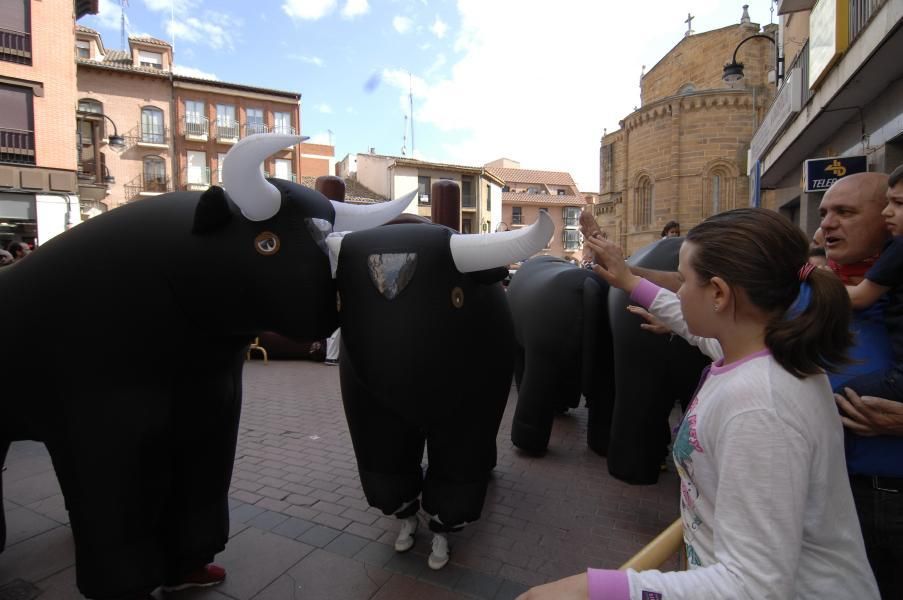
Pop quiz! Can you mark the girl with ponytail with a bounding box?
[518,208,878,600]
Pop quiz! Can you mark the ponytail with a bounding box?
[765,268,852,378]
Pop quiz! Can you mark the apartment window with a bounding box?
[562,229,581,251]
[511,206,523,225]
[486,184,491,211]
[187,150,208,185]
[634,176,653,227]
[143,155,166,192]
[418,176,430,204]
[138,50,163,69]
[216,104,237,139]
[0,0,31,65]
[184,99,206,137]
[273,111,292,135]
[75,40,90,59]
[140,107,165,144]
[462,217,472,234]
[562,206,580,227]
[461,176,474,208]
[0,83,34,164]
[274,158,292,181]
[79,98,102,114]
[246,107,265,135]
[216,152,226,184]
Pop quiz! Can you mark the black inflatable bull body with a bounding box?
[334,215,551,530]
[0,134,409,599]
[508,237,710,484]
[507,256,614,454]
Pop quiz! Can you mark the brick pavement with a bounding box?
[1,360,680,599]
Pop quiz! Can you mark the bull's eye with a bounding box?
[254,231,280,256]
[451,286,464,308]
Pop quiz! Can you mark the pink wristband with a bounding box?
[587,568,630,600]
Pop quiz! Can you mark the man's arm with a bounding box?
[846,279,889,310]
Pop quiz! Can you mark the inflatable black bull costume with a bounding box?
[0,134,412,599]
[330,211,553,561]
[508,237,710,484]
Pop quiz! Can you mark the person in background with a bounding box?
[519,208,878,600]
[808,246,828,268]
[0,249,13,266]
[7,241,30,261]
[660,221,680,238]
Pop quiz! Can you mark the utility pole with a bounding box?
[409,72,415,157]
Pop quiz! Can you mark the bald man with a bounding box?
[819,171,901,598]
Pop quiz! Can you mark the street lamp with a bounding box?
[99,114,127,151]
[722,33,783,85]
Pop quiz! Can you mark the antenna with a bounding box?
[401,114,408,156]
[408,72,415,157]
[170,0,175,59]
[120,0,128,50]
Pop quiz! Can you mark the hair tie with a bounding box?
[798,263,816,282]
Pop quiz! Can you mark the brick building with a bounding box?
[596,11,777,254]
[484,159,585,260]
[75,27,173,211]
[0,0,97,247]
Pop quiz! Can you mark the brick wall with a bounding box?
[2,0,78,171]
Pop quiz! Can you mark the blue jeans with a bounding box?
[850,475,903,598]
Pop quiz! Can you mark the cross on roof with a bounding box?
[685,13,694,31]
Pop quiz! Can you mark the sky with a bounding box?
[81,0,779,192]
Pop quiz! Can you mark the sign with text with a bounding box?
[804,155,867,193]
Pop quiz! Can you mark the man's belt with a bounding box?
[850,474,903,493]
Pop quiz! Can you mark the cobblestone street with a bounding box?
[1,360,680,599]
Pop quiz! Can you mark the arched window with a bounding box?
[141,106,165,144]
[634,176,653,228]
[677,82,696,95]
[704,164,736,217]
[78,98,102,113]
[143,155,166,192]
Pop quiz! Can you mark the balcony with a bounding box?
[244,123,269,137]
[136,123,168,148]
[124,175,172,200]
[0,27,31,65]
[1,128,35,165]
[272,125,297,136]
[263,171,297,182]
[850,0,886,44]
[185,167,211,191]
[182,116,209,141]
[214,120,240,144]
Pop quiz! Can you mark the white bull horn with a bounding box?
[449,211,554,273]
[331,190,418,232]
[221,133,308,222]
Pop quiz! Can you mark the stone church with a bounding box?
[596,10,778,254]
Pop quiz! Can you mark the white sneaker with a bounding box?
[394,516,418,552]
[428,533,449,570]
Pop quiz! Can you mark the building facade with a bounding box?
[0,0,98,247]
[754,0,902,235]
[596,14,777,254]
[336,152,503,234]
[485,159,585,260]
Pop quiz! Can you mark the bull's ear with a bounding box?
[192,186,232,233]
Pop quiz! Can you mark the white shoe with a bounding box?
[394,516,418,552]
[428,533,449,570]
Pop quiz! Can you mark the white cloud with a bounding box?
[382,0,752,191]
[316,103,333,114]
[392,15,413,34]
[166,11,240,50]
[94,0,128,31]
[341,0,369,18]
[430,16,447,39]
[306,131,333,145]
[172,64,218,80]
[425,53,446,76]
[143,0,197,13]
[282,0,337,20]
[289,54,325,67]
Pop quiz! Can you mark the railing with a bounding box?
[244,123,269,137]
[0,27,31,65]
[185,167,211,189]
[215,120,240,141]
[620,519,685,571]
[272,125,296,135]
[139,123,167,145]
[124,176,171,199]
[182,116,209,138]
[850,0,886,44]
[0,128,35,164]
[786,39,812,106]
[263,171,297,182]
